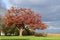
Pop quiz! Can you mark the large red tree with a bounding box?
[4,7,47,36]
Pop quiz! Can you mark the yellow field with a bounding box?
[47,34,60,37]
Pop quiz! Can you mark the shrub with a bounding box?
[34,33,47,37]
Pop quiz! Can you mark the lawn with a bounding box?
[0,36,60,40]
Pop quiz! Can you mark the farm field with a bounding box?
[0,34,60,40]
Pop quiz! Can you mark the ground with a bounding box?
[0,34,60,40]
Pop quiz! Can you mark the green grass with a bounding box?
[0,36,60,40]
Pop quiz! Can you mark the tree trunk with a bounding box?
[16,23,25,36]
[19,28,23,36]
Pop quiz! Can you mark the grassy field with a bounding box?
[0,34,60,40]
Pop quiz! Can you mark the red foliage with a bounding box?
[4,7,47,30]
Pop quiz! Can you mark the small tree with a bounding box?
[4,7,47,36]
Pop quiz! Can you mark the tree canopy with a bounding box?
[4,7,47,30]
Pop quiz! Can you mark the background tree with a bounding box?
[4,7,47,36]
[0,14,4,36]
[0,15,2,35]
[1,23,19,36]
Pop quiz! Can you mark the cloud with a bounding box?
[11,0,47,5]
[43,21,60,30]
[48,26,60,29]
[12,0,23,4]
[0,0,60,21]
[0,0,49,9]
[1,0,13,9]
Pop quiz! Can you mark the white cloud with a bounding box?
[43,21,60,30]
[48,26,60,29]
[1,0,13,9]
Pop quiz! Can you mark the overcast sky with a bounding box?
[0,0,60,33]
[0,0,60,21]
